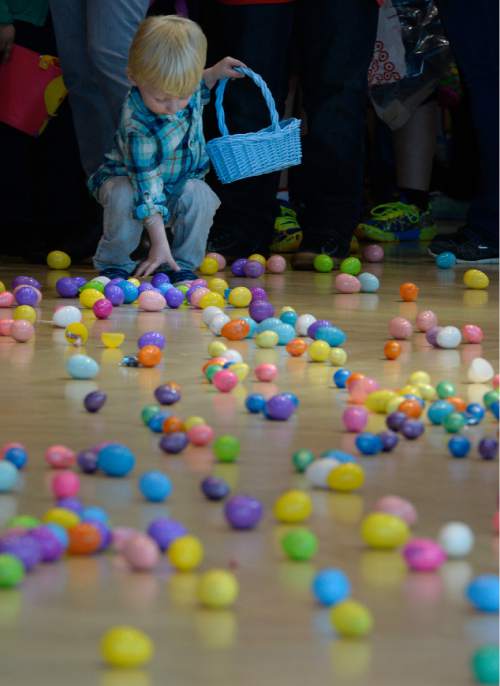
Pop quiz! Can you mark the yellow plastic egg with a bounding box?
[399,384,421,397]
[330,600,374,638]
[168,535,204,571]
[230,362,250,381]
[308,340,331,362]
[13,305,37,323]
[101,332,125,348]
[463,269,489,289]
[184,416,206,431]
[208,340,227,357]
[274,490,312,523]
[47,250,71,269]
[361,512,409,549]
[199,292,225,309]
[248,253,266,266]
[280,306,296,315]
[43,507,80,529]
[79,288,104,309]
[417,383,437,401]
[208,277,229,295]
[199,257,219,275]
[127,277,141,287]
[65,322,88,346]
[365,390,399,413]
[0,280,5,293]
[327,463,365,492]
[101,626,153,668]
[228,287,252,308]
[408,370,431,386]
[255,330,279,348]
[385,396,404,415]
[330,347,347,366]
[198,569,239,609]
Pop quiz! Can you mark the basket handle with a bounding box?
[214,66,280,137]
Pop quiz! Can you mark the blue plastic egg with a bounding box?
[46,523,69,550]
[246,393,266,414]
[81,506,109,524]
[355,432,383,455]
[333,368,351,389]
[97,443,135,477]
[255,317,281,334]
[320,450,356,464]
[358,272,380,292]
[436,251,456,269]
[275,322,296,345]
[312,568,351,606]
[466,575,499,613]
[316,326,346,347]
[66,354,100,380]
[280,311,298,326]
[448,435,471,458]
[139,471,172,502]
[118,281,139,303]
[0,462,19,492]
[148,411,171,433]
[4,447,28,469]
[427,400,454,425]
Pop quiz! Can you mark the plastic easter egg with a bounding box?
[295,314,316,336]
[254,363,277,382]
[464,269,489,289]
[361,512,409,549]
[168,535,204,571]
[403,538,446,571]
[101,626,153,668]
[66,354,99,379]
[0,291,15,307]
[199,256,219,275]
[389,317,412,339]
[305,458,340,488]
[330,600,373,637]
[228,286,252,308]
[224,495,263,529]
[0,553,25,588]
[206,252,226,270]
[308,340,330,362]
[139,471,172,502]
[255,330,279,348]
[100,332,125,348]
[384,340,401,360]
[138,290,166,311]
[365,389,398,413]
[462,324,484,344]
[13,305,36,324]
[438,522,474,557]
[0,462,19,492]
[416,310,438,332]
[399,282,419,301]
[362,244,384,262]
[97,443,135,477]
[122,533,160,571]
[92,298,113,319]
[53,305,82,328]
[198,569,239,608]
[51,471,80,499]
[266,255,287,273]
[436,326,462,349]
[47,250,71,269]
[10,319,34,342]
[64,322,88,346]
[312,568,351,607]
[374,495,417,526]
[468,358,494,383]
[466,575,499,612]
[209,313,231,335]
[286,338,307,357]
[213,435,240,463]
[282,528,318,561]
[328,348,346,367]
[340,257,362,276]
[342,406,368,432]
[137,345,162,367]
[313,254,334,272]
[327,463,364,492]
[335,274,361,293]
[436,251,456,269]
[358,272,380,292]
[471,645,499,685]
[221,319,250,341]
[273,490,312,523]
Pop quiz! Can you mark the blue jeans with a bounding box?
[93,177,221,273]
[49,0,149,176]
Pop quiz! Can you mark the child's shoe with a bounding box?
[269,202,303,253]
[99,267,132,279]
[169,269,198,286]
[356,202,437,242]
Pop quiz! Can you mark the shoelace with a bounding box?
[370,202,420,222]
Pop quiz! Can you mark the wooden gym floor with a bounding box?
[0,249,498,686]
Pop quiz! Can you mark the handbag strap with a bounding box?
[214,66,280,137]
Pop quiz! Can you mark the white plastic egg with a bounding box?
[438,522,474,558]
[436,326,462,349]
[467,358,495,384]
[209,313,230,336]
[295,314,316,337]
[220,349,243,364]
[52,305,82,328]
[305,458,340,488]
[202,306,223,326]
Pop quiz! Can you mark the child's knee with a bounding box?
[183,179,220,216]
[101,177,134,212]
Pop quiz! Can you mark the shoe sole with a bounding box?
[427,247,499,264]
[357,224,437,243]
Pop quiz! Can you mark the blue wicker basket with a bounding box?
[206,66,302,184]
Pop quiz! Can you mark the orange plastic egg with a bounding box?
[163,416,185,434]
[68,523,101,555]
[384,341,401,360]
[345,372,365,391]
[447,396,467,413]
[398,399,423,418]
[202,357,227,374]
[137,345,162,368]
[399,282,419,302]
[221,319,250,341]
[286,338,308,357]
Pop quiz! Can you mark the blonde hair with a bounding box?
[128,15,207,98]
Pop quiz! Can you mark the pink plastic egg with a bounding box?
[416,310,438,332]
[374,495,418,526]
[342,406,368,433]
[389,316,413,340]
[266,255,287,273]
[349,377,380,403]
[335,274,361,293]
[493,374,499,389]
[190,287,211,308]
[0,292,15,307]
[112,527,138,552]
[190,279,207,289]
[0,319,14,336]
[461,324,484,344]
[206,252,226,270]
[362,244,384,262]
[92,297,113,319]
[45,445,76,469]
[213,369,239,393]
[51,471,80,498]
[187,424,215,446]
[11,319,35,342]
[122,533,159,571]
[254,363,278,382]
[402,538,446,571]
[138,290,166,311]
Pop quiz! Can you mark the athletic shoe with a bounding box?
[356,202,437,242]
[99,267,132,279]
[428,226,499,264]
[269,202,303,253]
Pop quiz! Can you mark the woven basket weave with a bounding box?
[206,66,302,184]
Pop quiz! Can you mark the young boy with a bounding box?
[88,15,245,283]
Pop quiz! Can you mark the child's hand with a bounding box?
[135,240,180,277]
[203,57,247,89]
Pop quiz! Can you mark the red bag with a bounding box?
[0,44,67,136]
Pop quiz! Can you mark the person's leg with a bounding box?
[93,177,143,274]
[86,0,149,128]
[430,0,499,261]
[293,0,378,265]
[170,179,221,275]
[205,3,293,256]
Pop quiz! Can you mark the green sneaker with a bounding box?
[269,202,303,253]
[356,202,438,242]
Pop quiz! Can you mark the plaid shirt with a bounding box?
[88,82,211,222]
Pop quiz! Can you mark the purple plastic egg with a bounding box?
[249,300,275,323]
[403,538,446,571]
[307,320,332,339]
[250,287,268,302]
[224,494,263,530]
[92,521,112,551]
[12,275,41,290]
[154,384,181,405]
[401,419,425,440]
[386,411,407,432]
[147,518,186,551]
[73,277,87,289]
[104,283,125,306]
[159,432,189,454]
[201,476,230,501]
[0,535,42,571]
[231,258,248,277]
[83,390,107,413]
[56,497,83,514]
[138,282,155,294]
[165,287,184,309]
[56,277,79,298]
[138,331,166,350]
[151,273,171,288]
[378,430,399,452]
[478,438,498,460]
[77,449,99,474]
[28,526,64,562]
[342,406,368,433]
[265,394,296,421]
[243,260,265,278]
[15,286,39,306]
[425,326,442,347]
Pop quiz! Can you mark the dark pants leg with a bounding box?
[295,0,378,253]
[205,4,294,252]
[436,0,499,246]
